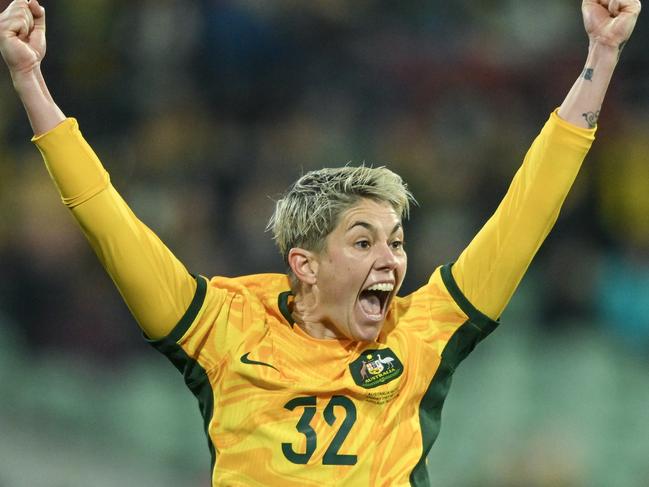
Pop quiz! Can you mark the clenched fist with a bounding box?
[0,0,46,75]
[583,0,642,48]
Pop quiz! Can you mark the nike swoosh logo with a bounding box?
[240,352,279,371]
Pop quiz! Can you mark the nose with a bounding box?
[374,242,398,271]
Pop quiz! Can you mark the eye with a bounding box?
[391,240,404,250]
[355,239,371,249]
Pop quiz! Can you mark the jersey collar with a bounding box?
[278,291,295,327]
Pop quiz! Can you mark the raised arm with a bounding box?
[0,0,63,134]
[559,0,642,128]
[0,0,197,339]
[450,0,641,320]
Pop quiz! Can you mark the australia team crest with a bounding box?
[349,348,404,389]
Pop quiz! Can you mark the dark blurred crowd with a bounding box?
[1,0,649,361]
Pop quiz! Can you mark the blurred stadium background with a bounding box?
[1,0,649,485]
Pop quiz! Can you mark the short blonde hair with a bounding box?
[268,165,415,264]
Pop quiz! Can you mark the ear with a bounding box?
[288,247,318,286]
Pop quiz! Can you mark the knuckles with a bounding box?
[1,7,33,29]
[620,0,642,13]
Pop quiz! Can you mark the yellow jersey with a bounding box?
[33,111,595,485]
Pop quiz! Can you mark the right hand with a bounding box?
[582,0,642,48]
[0,0,46,75]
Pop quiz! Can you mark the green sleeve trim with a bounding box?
[151,338,216,477]
[145,274,208,349]
[144,274,216,476]
[440,263,498,334]
[409,264,500,486]
[409,318,496,486]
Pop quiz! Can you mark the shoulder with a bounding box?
[386,265,476,337]
[206,273,292,318]
[208,273,290,295]
[393,266,456,318]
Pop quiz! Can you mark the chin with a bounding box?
[350,323,383,343]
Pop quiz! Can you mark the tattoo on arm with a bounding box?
[582,68,594,81]
[582,110,600,129]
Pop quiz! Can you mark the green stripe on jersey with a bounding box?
[146,274,216,475]
[410,263,499,486]
[170,274,208,342]
[440,264,500,331]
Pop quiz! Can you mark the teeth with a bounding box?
[367,283,394,292]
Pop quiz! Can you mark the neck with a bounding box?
[292,292,340,340]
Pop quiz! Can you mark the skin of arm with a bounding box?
[0,0,64,134]
[558,0,641,128]
[451,0,641,319]
[1,0,197,339]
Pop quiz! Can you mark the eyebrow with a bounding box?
[347,221,403,236]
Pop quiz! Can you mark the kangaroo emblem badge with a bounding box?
[349,348,403,389]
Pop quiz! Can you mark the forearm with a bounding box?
[34,120,197,339]
[558,41,622,129]
[73,188,198,339]
[12,65,65,136]
[452,113,595,319]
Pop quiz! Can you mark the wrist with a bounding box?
[10,64,43,94]
[585,40,620,69]
[587,38,625,57]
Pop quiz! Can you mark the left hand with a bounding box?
[582,0,642,48]
[0,0,46,75]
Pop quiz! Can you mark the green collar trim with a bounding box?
[278,291,295,326]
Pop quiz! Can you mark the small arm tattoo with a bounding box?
[582,68,594,81]
[582,110,600,128]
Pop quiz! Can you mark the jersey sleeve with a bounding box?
[451,110,596,320]
[144,276,254,372]
[32,118,197,339]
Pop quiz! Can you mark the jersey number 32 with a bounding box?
[282,395,357,466]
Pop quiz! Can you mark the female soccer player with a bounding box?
[0,0,641,485]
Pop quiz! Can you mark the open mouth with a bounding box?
[358,282,394,319]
